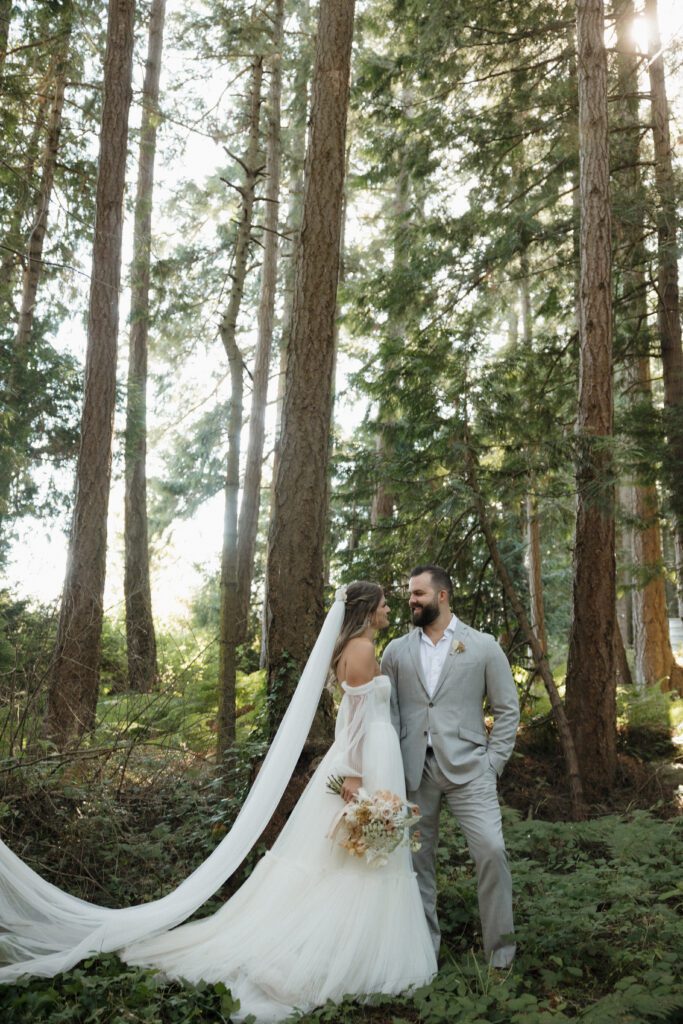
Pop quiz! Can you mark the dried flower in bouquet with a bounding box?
[326,781,422,868]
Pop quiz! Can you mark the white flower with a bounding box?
[450,639,466,655]
[335,584,348,603]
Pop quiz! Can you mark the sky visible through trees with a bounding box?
[2,0,683,647]
[4,0,374,618]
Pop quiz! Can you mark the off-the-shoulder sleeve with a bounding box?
[331,680,374,778]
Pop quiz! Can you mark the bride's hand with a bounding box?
[341,776,362,803]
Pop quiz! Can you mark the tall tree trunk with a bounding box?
[323,145,349,588]
[613,1,675,689]
[525,491,548,656]
[616,484,634,664]
[519,261,548,656]
[565,0,617,796]
[372,164,409,531]
[217,56,264,762]
[266,0,355,748]
[645,0,683,621]
[218,336,244,762]
[45,0,136,748]
[370,430,394,524]
[236,1,284,643]
[632,483,676,687]
[124,0,165,693]
[262,0,311,672]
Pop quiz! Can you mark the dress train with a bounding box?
[123,677,437,1021]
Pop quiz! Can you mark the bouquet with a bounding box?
[326,776,422,868]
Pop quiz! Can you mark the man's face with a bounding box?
[408,572,441,628]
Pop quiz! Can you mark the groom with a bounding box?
[381,564,519,969]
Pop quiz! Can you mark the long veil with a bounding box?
[0,591,346,982]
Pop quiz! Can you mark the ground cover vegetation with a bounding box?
[1,0,682,1019]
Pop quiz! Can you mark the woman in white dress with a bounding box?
[123,581,437,1020]
[0,582,436,1021]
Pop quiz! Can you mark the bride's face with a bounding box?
[371,594,390,631]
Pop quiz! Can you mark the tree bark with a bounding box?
[614,0,675,689]
[218,332,244,761]
[614,601,633,688]
[260,2,310,669]
[519,262,548,657]
[217,55,264,762]
[565,0,617,797]
[236,1,284,643]
[269,0,311,508]
[616,484,634,666]
[632,483,674,687]
[525,491,548,656]
[645,0,683,621]
[45,0,136,748]
[266,0,355,747]
[124,0,165,693]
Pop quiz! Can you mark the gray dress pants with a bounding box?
[408,749,516,968]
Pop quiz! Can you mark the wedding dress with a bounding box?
[0,592,436,1020]
[124,676,437,1020]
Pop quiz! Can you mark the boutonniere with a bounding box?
[450,639,466,656]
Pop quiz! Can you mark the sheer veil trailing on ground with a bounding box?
[0,591,347,982]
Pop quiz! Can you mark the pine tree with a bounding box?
[613,0,676,690]
[217,53,264,760]
[645,0,683,622]
[565,0,617,795]
[266,0,356,745]
[46,0,136,747]
[236,0,284,639]
[124,0,166,693]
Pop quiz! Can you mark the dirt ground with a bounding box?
[500,718,683,820]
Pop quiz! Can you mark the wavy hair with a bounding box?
[330,580,383,682]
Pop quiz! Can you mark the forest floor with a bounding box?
[0,688,681,1024]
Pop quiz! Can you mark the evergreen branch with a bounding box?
[5,30,70,57]
[0,243,91,283]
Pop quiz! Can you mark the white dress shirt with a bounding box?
[418,614,458,745]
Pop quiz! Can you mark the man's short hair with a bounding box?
[410,564,453,598]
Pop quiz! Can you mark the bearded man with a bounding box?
[381,564,520,969]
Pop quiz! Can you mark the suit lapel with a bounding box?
[431,619,469,700]
[408,628,430,697]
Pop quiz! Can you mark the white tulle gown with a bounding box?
[123,676,437,1021]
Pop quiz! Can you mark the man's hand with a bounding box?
[341,776,362,803]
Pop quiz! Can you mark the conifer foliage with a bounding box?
[0,0,681,789]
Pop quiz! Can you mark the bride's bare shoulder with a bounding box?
[337,637,379,687]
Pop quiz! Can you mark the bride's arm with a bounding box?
[337,638,378,802]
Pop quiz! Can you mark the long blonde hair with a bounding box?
[330,580,384,681]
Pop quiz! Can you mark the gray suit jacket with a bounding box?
[381,620,520,791]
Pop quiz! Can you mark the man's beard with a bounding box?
[411,596,440,627]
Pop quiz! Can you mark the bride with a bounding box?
[0,581,436,1021]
